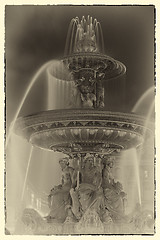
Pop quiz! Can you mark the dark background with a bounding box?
[5,5,155,128]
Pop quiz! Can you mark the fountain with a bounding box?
[6,16,154,235]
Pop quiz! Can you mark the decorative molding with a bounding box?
[14,110,153,155]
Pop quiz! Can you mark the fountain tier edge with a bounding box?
[14,109,154,156]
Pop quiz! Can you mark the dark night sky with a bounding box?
[5,5,155,128]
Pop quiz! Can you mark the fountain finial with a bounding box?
[64,16,104,55]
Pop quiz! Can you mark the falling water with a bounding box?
[47,76,60,110]
[61,79,65,107]
[133,149,142,205]
[6,59,70,231]
[25,149,65,215]
[95,22,104,53]
[132,86,154,200]
[64,18,77,55]
[21,146,33,201]
[132,86,155,113]
[119,148,142,214]
[6,60,56,146]
[6,133,32,233]
[6,135,67,233]
[140,100,155,147]
[6,57,74,232]
[59,80,63,108]
[126,86,155,213]
[64,15,105,55]
[47,73,57,110]
[136,100,155,209]
[47,61,73,109]
[132,85,155,179]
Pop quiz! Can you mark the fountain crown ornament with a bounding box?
[64,15,104,55]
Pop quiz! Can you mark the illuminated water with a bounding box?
[64,15,105,55]
[6,60,70,232]
[21,146,33,201]
[132,86,155,114]
[6,60,55,146]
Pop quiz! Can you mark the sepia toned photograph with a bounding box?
[5,5,155,235]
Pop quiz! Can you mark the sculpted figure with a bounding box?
[46,158,74,223]
[102,161,114,188]
[70,63,105,109]
[96,78,105,108]
[69,156,106,221]
[60,157,75,189]
[71,76,96,108]
[102,161,126,220]
[81,92,96,108]
[81,156,102,188]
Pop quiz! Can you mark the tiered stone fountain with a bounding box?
[13,16,154,234]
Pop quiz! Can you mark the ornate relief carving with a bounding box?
[14,110,153,155]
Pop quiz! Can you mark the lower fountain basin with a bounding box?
[15,207,154,235]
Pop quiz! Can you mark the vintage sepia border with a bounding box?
[0,1,159,240]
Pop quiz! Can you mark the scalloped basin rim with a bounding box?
[13,109,154,154]
[15,109,154,125]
